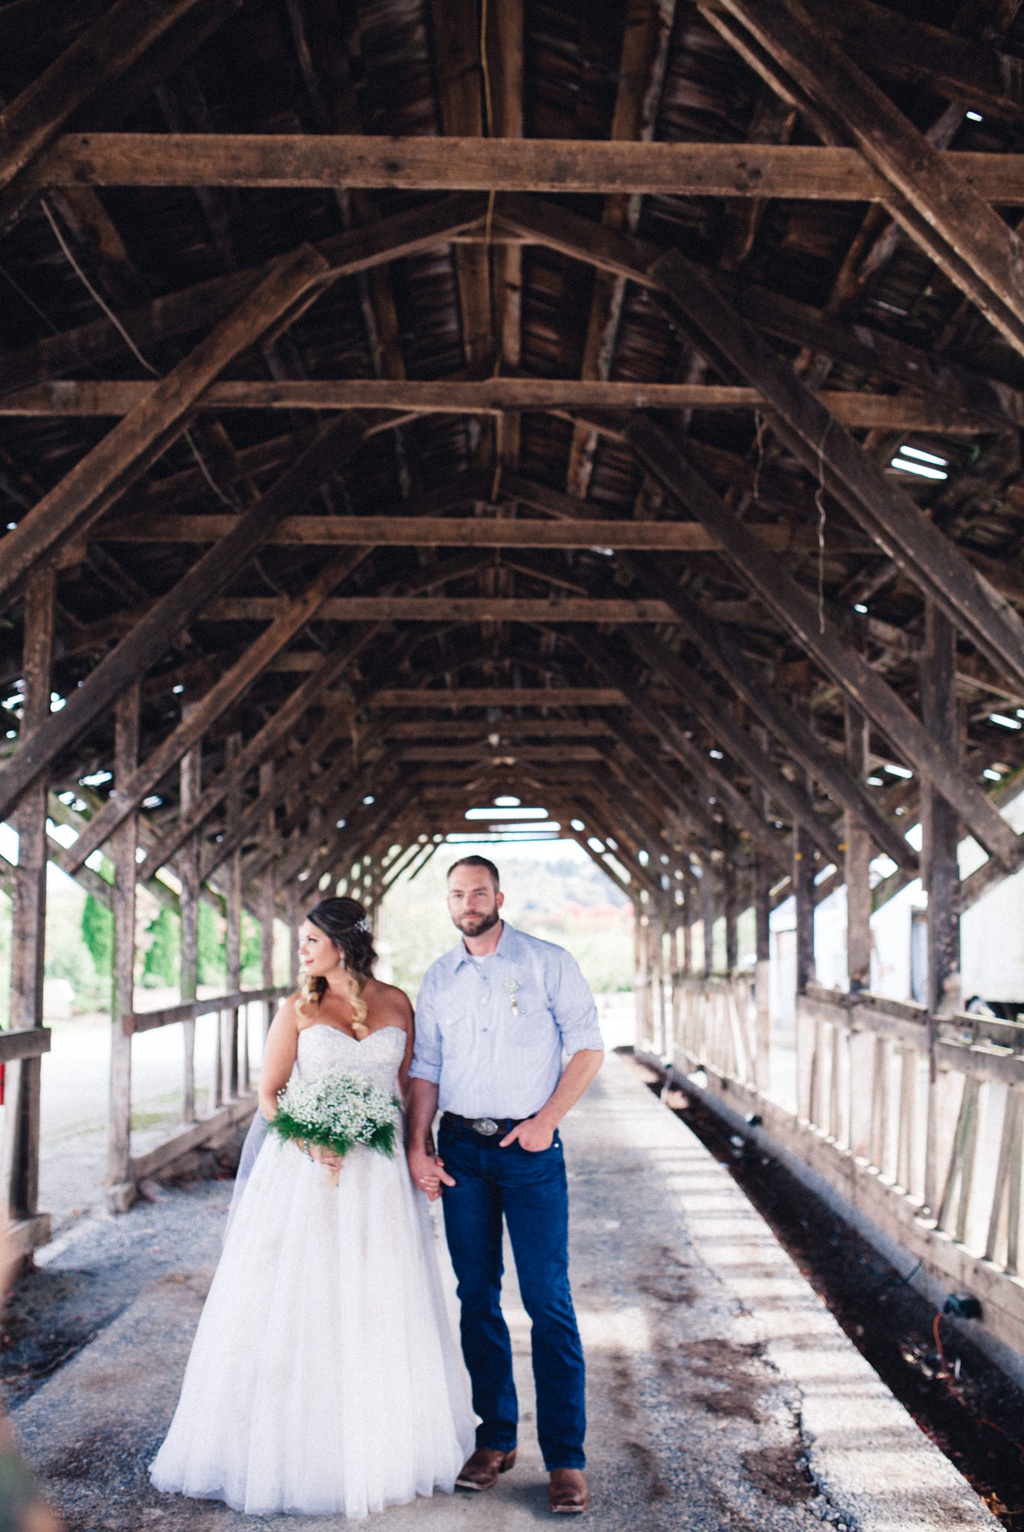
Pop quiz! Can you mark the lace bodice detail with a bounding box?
[296,1024,405,1096]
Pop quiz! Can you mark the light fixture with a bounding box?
[466,806,547,820]
[890,458,948,481]
[898,445,948,467]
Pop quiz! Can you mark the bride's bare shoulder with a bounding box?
[366,978,413,1025]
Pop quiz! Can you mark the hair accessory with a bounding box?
[353,916,372,933]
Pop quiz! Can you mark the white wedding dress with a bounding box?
[150,1025,475,1517]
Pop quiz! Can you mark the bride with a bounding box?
[150,896,474,1517]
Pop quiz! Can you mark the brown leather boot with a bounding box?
[455,1447,518,1491]
[549,1467,588,1513]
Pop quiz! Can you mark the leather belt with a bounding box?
[442,1112,529,1137]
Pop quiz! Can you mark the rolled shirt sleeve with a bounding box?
[409,966,443,1085]
[549,948,604,1057]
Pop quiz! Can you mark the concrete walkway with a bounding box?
[14,1054,999,1531]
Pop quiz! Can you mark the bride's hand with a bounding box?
[305,1141,343,1172]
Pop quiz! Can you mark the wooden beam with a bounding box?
[628,415,1022,868]
[0,193,485,395]
[713,0,1024,357]
[0,415,368,829]
[367,686,626,707]
[25,133,1024,202]
[107,681,139,1207]
[0,0,219,236]
[649,245,1024,693]
[625,628,843,863]
[203,595,687,623]
[1,377,1001,431]
[623,552,918,871]
[99,511,856,551]
[0,243,328,614]
[66,547,369,870]
[139,631,376,877]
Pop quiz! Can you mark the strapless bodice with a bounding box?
[296,1023,405,1096]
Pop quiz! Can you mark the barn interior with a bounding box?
[1,0,1024,1391]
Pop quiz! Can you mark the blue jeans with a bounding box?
[438,1117,586,1471]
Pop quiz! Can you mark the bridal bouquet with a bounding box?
[270,1068,400,1182]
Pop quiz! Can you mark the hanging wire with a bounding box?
[815,418,832,635]
[752,409,765,503]
[40,195,239,508]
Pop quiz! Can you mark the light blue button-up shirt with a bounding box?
[411,922,604,1118]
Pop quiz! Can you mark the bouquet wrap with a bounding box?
[269,1067,400,1184]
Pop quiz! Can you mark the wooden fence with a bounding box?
[640,971,1024,1371]
[110,984,290,1210]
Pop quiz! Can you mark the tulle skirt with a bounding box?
[150,1134,475,1517]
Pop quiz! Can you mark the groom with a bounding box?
[407,856,604,1515]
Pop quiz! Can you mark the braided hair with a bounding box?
[297,897,376,1033]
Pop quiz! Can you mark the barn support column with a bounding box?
[108,682,140,1213]
[723,848,739,973]
[258,760,276,1033]
[921,601,962,1215]
[179,727,200,1125]
[845,701,873,994]
[223,733,242,1101]
[4,567,54,1235]
[794,824,815,995]
[682,865,695,977]
[701,855,715,978]
[754,855,772,1093]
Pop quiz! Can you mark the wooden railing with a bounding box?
[0,1025,52,1260]
[111,985,289,1208]
[641,974,1024,1370]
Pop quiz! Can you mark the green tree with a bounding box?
[142,907,179,988]
[81,893,113,977]
[198,899,226,987]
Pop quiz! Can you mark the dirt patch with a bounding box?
[636,1245,697,1307]
[741,1443,817,1506]
[680,1336,769,1421]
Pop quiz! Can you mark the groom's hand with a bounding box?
[408,1145,456,1200]
[501,1117,555,1152]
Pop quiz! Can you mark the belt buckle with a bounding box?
[472,1117,500,1136]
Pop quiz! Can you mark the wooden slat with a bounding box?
[0,415,367,830]
[24,134,1024,202]
[0,1031,51,1064]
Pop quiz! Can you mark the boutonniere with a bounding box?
[504,979,520,1016]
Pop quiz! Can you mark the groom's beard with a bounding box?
[453,908,501,938]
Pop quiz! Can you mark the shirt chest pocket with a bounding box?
[500,980,551,1046]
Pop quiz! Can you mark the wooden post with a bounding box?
[794,823,815,994]
[259,761,276,1034]
[682,865,695,977]
[723,851,739,973]
[754,855,772,1092]
[108,681,140,1212]
[5,567,54,1227]
[179,726,200,1124]
[223,733,242,1099]
[287,881,301,979]
[845,701,873,993]
[921,601,961,1214]
[701,856,715,978]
